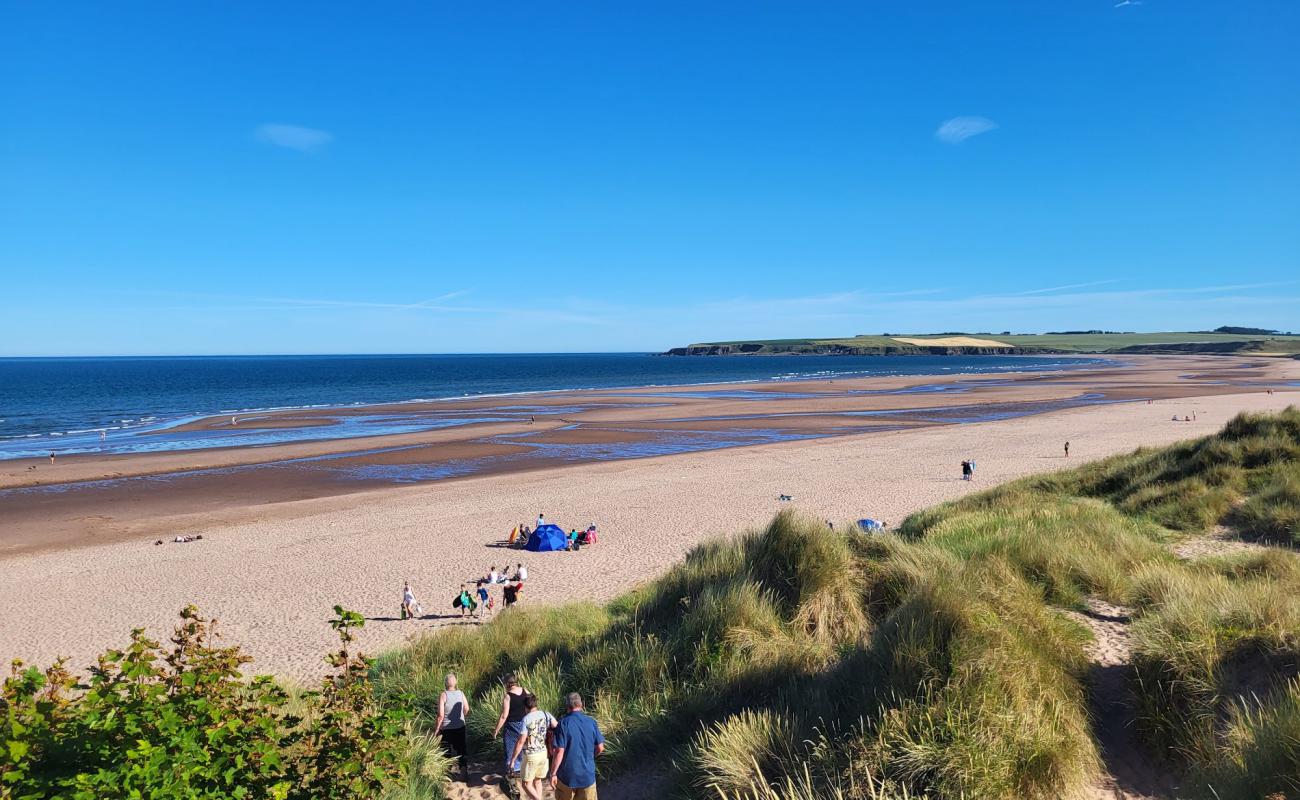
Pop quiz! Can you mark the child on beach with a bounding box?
[476,581,491,621]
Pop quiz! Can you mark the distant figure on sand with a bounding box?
[435,673,470,778]
[515,562,528,582]
[549,692,605,799]
[476,582,491,620]
[49,452,55,465]
[510,693,558,800]
[1064,441,1070,458]
[401,580,421,620]
[456,584,474,619]
[494,674,529,778]
[537,513,545,528]
[961,460,971,481]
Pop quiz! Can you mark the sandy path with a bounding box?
[0,392,1296,681]
[1070,598,1179,800]
[1172,525,1276,560]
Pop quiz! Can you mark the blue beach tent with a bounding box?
[857,519,884,532]
[525,523,569,552]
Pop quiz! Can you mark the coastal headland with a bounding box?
[1,354,1297,680]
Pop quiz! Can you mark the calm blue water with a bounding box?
[0,353,1104,460]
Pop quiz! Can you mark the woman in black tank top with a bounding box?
[507,689,528,724]
[493,674,531,775]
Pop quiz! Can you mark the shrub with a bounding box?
[1,606,429,800]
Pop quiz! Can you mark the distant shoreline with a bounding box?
[664,330,1300,357]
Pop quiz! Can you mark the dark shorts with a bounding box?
[439,725,467,759]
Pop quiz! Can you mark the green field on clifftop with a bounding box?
[672,330,1300,356]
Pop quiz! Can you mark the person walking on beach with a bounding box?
[401,580,421,620]
[1064,441,1070,458]
[961,460,971,481]
[493,674,530,781]
[510,694,558,800]
[549,692,605,800]
[456,584,474,619]
[476,581,491,621]
[435,673,470,779]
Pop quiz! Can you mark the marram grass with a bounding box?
[373,408,1300,799]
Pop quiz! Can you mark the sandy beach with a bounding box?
[1,353,1296,680]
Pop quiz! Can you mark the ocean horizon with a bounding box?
[0,352,1107,459]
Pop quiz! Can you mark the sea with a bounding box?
[0,353,1106,461]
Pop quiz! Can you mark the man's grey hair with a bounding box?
[565,692,584,710]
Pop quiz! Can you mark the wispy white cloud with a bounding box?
[1013,279,1124,296]
[1114,0,1143,8]
[935,116,998,144]
[254,123,334,153]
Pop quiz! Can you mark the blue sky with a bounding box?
[2,2,1297,355]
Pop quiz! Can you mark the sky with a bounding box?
[1,2,1297,356]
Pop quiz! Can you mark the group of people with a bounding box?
[431,671,603,796]
[434,672,606,800]
[960,458,977,481]
[454,563,530,620]
[508,513,601,552]
[398,562,530,621]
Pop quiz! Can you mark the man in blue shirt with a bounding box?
[549,692,605,799]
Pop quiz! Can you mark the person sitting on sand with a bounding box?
[516,563,528,582]
[537,513,545,528]
[510,693,558,800]
[489,565,500,584]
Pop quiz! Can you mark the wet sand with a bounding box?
[2,355,1294,559]
[0,355,1297,679]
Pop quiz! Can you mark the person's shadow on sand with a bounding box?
[366,613,462,623]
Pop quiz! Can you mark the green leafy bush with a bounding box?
[1,606,431,800]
